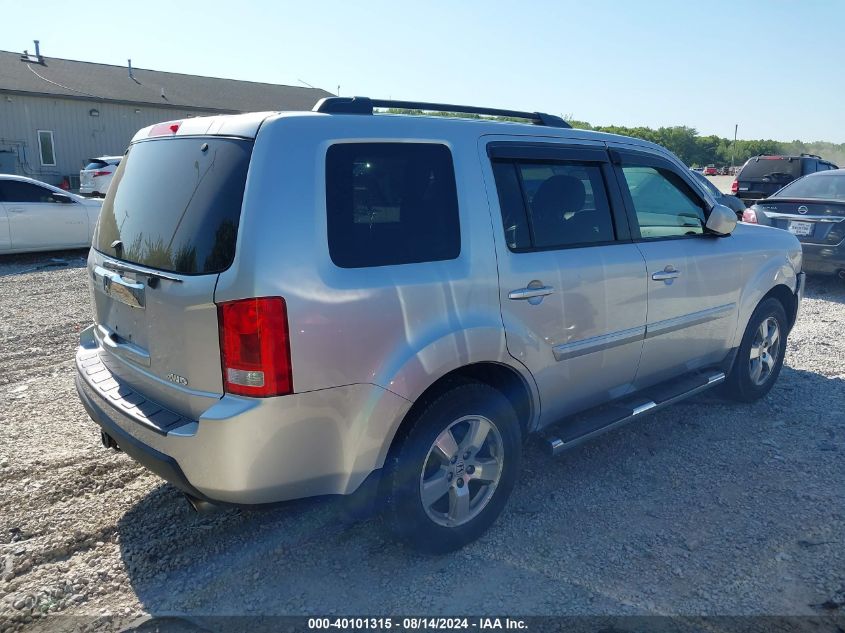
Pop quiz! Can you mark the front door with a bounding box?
[481,138,648,427]
[0,180,87,249]
[610,146,743,389]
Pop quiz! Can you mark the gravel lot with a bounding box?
[0,249,843,630]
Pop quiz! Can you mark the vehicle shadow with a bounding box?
[0,248,88,277]
[804,274,845,304]
[116,366,844,619]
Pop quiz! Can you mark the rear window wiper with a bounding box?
[101,259,183,285]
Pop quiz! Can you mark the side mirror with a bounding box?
[705,203,737,236]
[52,193,74,204]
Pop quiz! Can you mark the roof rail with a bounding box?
[800,153,822,159]
[312,96,571,129]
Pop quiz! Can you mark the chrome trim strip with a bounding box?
[93,265,146,309]
[645,303,735,339]
[553,325,646,362]
[763,212,844,223]
[632,401,656,416]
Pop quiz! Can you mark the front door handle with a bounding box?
[508,285,555,301]
[652,266,681,282]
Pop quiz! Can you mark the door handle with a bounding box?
[508,285,555,301]
[651,266,681,282]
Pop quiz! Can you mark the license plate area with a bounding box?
[788,221,813,236]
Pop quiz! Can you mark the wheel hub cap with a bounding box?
[749,316,781,386]
[419,415,504,527]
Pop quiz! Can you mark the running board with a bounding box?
[545,370,725,456]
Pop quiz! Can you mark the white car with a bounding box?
[79,156,121,197]
[0,175,102,254]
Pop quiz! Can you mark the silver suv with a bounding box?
[75,97,805,552]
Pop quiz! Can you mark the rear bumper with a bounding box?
[76,373,208,500]
[74,327,411,505]
[799,240,845,274]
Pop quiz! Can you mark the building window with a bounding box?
[37,130,55,166]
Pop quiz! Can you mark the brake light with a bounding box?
[148,120,182,137]
[93,171,111,177]
[217,297,293,397]
[742,208,758,224]
[731,179,739,194]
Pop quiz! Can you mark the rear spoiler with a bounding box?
[131,111,277,144]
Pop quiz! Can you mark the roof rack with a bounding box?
[800,153,822,159]
[312,96,571,128]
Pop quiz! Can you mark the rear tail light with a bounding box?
[217,297,293,397]
[93,171,111,177]
[742,208,758,224]
[731,179,739,194]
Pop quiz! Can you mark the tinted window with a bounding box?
[95,137,252,274]
[493,160,615,250]
[739,157,801,180]
[491,162,531,250]
[773,173,845,201]
[0,180,63,203]
[621,166,706,239]
[84,160,109,170]
[326,143,460,268]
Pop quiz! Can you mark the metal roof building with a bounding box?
[0,42,332,187]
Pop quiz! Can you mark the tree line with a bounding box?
[567,120,845,168]
[385,108,845,168]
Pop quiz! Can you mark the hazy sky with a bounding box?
[3,0,843,142]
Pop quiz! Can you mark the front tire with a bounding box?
[724,297,787,402]
[384,380,522,553]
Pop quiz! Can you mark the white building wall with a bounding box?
[0,93,226,185]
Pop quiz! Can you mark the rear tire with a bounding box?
[384,380,522,553]
[723,298,787,402]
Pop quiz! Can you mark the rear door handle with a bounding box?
[651,266,681,282]
[508,285,555,301]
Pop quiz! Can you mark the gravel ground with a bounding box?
[0,250,843,631]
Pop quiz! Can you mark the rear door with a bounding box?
[0,180,87,249]
[88,134,253,419]
[610,147,742,388]
[482,138,647,426]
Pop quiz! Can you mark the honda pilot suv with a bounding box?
[75,97,805,552]
[733,153,838,206]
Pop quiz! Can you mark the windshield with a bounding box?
[773,173,845,201]
[94,136,252,274]
[739,157,802,180]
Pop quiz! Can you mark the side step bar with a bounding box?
[545,370,725,456]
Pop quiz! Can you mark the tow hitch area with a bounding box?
[100,430,120,451]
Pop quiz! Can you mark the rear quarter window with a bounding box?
[325,142,461,268]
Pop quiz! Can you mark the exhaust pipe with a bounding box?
[100,430,120,451]
[184,494,219,514]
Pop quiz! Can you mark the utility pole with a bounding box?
[731,123,738,172]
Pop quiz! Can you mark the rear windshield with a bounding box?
[739,157,802,180]
[95,136,252,274]
[84,160,109,170]
[773,173,845,201]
